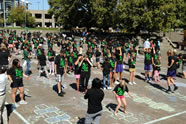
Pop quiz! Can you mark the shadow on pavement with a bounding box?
[135,75,145,81]
[77,117,85,124]
[15,94,31,103]
[149,82,167,93]
[106,103,123,112]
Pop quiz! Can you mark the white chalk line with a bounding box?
[5,102,30,124]
[144,111,186,124]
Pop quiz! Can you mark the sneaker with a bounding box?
[107,87,112,90]
[19,100,28,105]
[174,86,178,91]
[115,81,119,84]
[129,82,133,85]
[51,73,54,75]
[133,82,136,85]
[166,89,172,94]
[58,92,64,97]
[103,87,106,90]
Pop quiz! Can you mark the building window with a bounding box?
[35,14,42,19]
[45,14,52,19]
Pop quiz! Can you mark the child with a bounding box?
[154,56,161,83]
[128,52,136,85]
[113,80,133,116]
[102,57,112,90]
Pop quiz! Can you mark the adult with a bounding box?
[84,78,104,124]
[23,46,31,75]
[0,66,8,124]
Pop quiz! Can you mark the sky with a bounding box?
[23,0,50,10]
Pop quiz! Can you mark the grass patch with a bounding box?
[0,27,60,31]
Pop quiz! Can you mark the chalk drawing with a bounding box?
[80,97,139,123]
[145,85,186,102]
[124,93,175,112]
[33,104,73,124]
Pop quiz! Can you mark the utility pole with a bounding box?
[3,0,6,27]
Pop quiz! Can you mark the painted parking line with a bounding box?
[144,111,186,124]
[5,102,30,124]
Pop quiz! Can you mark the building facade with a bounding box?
[29,10,55,28]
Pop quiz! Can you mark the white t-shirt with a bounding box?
[144,40,150,49]
[0,73,8,96]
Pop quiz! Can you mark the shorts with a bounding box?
[11,82,24,88]
[8,44,14,48]
[56,74,64,82]
[75,74,80,79]
[129,68,136,72]
[154,70,159,77]
[167,70,176,77]
[116,95,125,99]
[144,64,152,71]
[96,57,100,62]
[116,64,123,73]
[182,65,186,72]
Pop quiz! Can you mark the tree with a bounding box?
[48,0,117,30]
[8,6,36,27]
[0,18,4,24]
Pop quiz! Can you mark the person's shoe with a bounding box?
[103,87,106,90]
[58,92,64,97]
[166,89,172,94]
[133,82,136,85]
[51,73,54,75]
[107,87,112,90]
[115,81,119,84]
[129,82,133,85]
[174,86,178,91]
[19,100,28,105]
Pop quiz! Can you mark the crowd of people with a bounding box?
[0,29,185,124]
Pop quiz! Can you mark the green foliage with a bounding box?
[49,0,186,32]
[8,6,36,27]
[0,18,4,24]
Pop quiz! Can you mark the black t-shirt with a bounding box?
[182,54,186,66]
[95,51,101,57]
[8,67,23,83]
[102,62,112,75]
[113,84,129,96]
[80,61,91,74]
[154,61,161,71]
[38,54,47,66]
[128,58,136,68]
[87,52,93,59]
[168,56,177,71]
[116,53,123,65]
[75,62,81,75]
[84,89,104,114]
[55,55,66,74]
[144,52,152,65]
[109,57,116,69]
[48,50,55,62]
[0,50,10,65]
[68,56,74,66]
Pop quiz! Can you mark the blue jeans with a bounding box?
[25,60,30,75]
[126,48,130,57]
[103,74,110,88]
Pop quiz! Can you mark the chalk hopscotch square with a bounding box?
[35,104,48,110]
[123,117,138,122]
[57,113,71,121]
[46,112,59,118]
[44,117,60,123]
[46,107,59,113]
[34,109,48,116]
